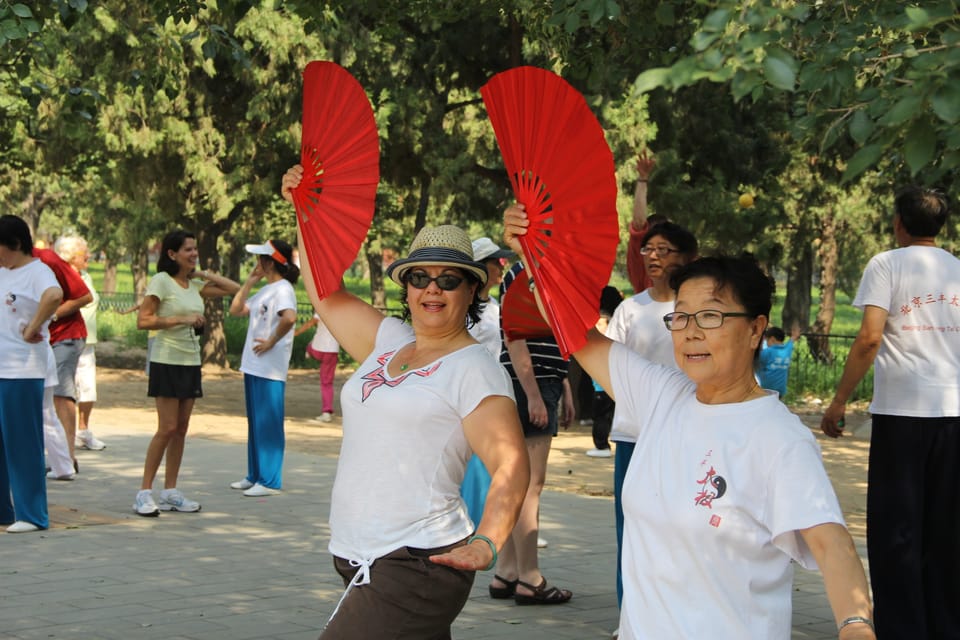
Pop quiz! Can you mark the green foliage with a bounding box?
[630,0,960,183]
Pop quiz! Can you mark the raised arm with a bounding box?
[626,151,656,294]
[501,204,614,399]
[282,164,384,363]
[228,263,264,318]
[195,269,241,298]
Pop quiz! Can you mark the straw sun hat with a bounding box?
[386,225,488,287]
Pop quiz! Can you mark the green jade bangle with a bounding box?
[468,534,498,571]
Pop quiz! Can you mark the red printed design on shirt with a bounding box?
[360,350,442,402]
[694,465,727,508]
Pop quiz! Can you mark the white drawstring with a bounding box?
[324,558,373,629]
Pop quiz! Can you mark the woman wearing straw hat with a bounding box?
[283,163,530,640]
[227,239,300,498]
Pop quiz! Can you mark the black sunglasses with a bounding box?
[405,271,464,291]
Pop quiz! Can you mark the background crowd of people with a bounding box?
[2,170,955,639]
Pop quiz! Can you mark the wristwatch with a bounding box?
[51,312,59,323]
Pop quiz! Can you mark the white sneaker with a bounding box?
[612,628,619,639]
[537,537,548,549]
[230,478,254,490]
[6,521,40,533]
[320,412,333,423]
[133,489,159,517]
[47,470,76,481]
[243,483,280,497]
[76,429,106,450]
[158,488,201,512]
[586,448,612,458]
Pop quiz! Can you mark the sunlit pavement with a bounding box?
[1,424,859,639]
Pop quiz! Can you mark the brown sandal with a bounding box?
[514,578,572,605]
[489,574,519,599]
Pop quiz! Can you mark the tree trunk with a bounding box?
[131,245,150,299]
[809,215,839,363]
[196,225,230,368]
[102,256,119,296]
[366,232,387,314]
[782,239,812,334]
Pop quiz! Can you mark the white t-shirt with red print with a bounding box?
[328,317,514,564]
[853,245,960,417]
[608,343,844,640]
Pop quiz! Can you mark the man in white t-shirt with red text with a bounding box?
[821,186,960,639]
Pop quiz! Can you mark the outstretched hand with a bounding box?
[636,150,655,180]
[429,539,495,572]
[502,204,529,257]
[281,164,305,204]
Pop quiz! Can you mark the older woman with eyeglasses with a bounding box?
[604,221,697,615]
[503,204,875,640]
[281,166,529,639]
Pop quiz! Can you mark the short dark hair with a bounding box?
[262,239,300,285]
[599,285,623,318]
[764,326,786,342]
[895,186,949,237]
[398,267,483,326]
[670,254,773,359]
[157,229,195,275]
[641,222,698,258]
[0,215,34,254]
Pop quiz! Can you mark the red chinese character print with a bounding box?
[694,465,727,508]
[360,350,442,402]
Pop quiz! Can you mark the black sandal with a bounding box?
[514,578,573,605]
[488,574,519,599]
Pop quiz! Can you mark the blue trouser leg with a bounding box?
[243,374,285,489]
[0,379,48,528]
[613,440,635,609]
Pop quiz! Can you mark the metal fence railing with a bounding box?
[788,333,873,402]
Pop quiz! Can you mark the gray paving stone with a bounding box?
[0,428,862,639]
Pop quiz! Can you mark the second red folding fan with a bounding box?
[290,61,380,300]
[481,66,619,357]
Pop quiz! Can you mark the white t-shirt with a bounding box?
[605,289,678,443]
[608,343,845,640]
[468,295,501,358]
[239,279,297,382]
[0,259,60,380]
[853,246,960,417]
[79,270,98,345]
[309,313,339,353]
[329,317,515,563]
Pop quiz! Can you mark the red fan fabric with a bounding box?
[291,61,380,300]
[500,268,552,341]
[481,66,619,357]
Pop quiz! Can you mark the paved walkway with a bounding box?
[1,424,861,639]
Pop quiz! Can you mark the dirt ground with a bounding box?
[91,357,871,539]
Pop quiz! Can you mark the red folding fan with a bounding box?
[290,61,380,300]
[481,66,619,357]
[500,267,552,341]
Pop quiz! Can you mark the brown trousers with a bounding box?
[320,540,475,640]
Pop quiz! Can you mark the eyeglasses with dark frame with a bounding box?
[405,271,465,291]
[639,245,682,257]
[662,309,753,331]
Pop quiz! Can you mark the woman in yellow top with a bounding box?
[133,230,240,517]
